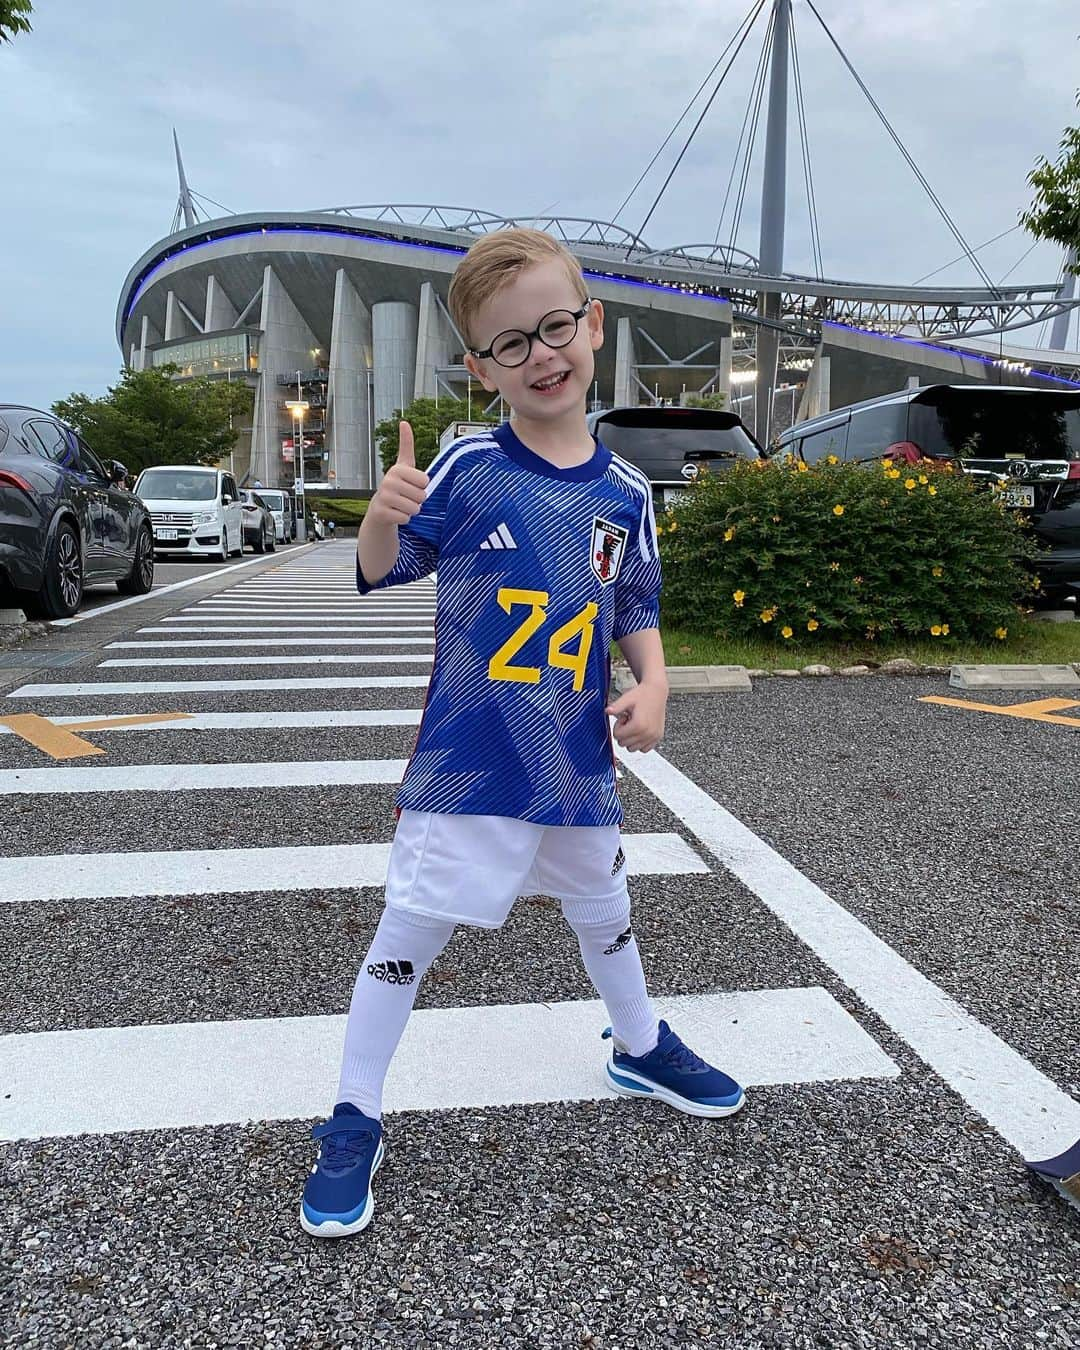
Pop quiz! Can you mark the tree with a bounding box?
[684,391,728,411]
[0,1,32,42]
[374,395,498,474]
[1020,90,1080,273]
[53,365,252,477]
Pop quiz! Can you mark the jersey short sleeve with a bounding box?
[356,435,476,594]
[610,463,662,640]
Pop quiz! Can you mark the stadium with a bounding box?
[114,0,1080,493]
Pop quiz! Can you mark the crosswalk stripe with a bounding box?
[0,709,423,735]
[8,676,433,697]
[0,833,705,903]
[97,654,435,668]
[0,759,411,795]
[0,988,898,1140]
[142,625,434,634]
[107,639,436,649]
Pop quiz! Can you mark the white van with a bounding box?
[252,488,291,543]
[133,465,244,561]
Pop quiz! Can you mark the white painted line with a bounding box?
[171,613,434,622]
[98,654,434,668]
[0,759,409,795]
[617,745,1080,1160]
[0,709,423,735]
[107,638,436,649]
[49,547,317,626]
[7,676,433,698]
[0,988,897,1140]
[0,832,704,904]
[191,599,435,607]
[141,625,434,634]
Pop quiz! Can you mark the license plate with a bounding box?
[1004,486,1035,509]
[156,528,178,540]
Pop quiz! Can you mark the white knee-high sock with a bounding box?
[335,905,455,1119]
[564,905,660,1058]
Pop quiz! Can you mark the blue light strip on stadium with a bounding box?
[122,222,733,326]
[823,320,1080,389]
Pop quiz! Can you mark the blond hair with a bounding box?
[448,227,588,349]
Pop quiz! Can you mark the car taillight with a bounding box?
[1068,462,1080,480]
[0,468,33,493]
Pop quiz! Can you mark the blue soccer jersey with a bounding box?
[357,421,662,826]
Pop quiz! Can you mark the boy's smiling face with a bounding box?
[463,259,604,425]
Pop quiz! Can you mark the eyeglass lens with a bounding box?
[491,310,580,367]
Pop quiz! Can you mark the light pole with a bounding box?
[286,371,309,543]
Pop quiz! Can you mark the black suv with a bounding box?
[774,384,1080,602]
[0,405,154,619]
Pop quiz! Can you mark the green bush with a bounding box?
[658,455,1041,646]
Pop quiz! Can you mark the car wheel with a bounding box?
[25,518,83,619]
[254,527,266,554]
[117,524,155,595]
[268,528,276,553]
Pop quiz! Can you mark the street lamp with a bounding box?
[286,385,310,543]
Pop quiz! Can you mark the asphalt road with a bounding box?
[1,542,1078,1350]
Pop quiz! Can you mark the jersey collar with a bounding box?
[493,421,612,482]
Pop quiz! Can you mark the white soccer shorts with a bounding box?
[384,809,631,929]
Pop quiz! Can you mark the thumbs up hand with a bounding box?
[368,421,430,527]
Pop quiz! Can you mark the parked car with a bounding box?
[250,488,291,543]
[239,489,277,552]
[133,465,244,562]
[586,405,765,505]
[774,384,1080,602]
[0,404,154,619]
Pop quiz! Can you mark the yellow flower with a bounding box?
[724,526,736,542]
[656,525,664,536]
[881,458,893,469]
[781,626,794,639]
[904,478,917,491]
[930,625,942,636]
[927,486,938,496]
[667,519,678,533]
[932,566,943,577]
[807,618,819,632]
[829,561,841,572]
[759,607,776,623]
[995,626,1008,640]
[771,514,781,522]
[733,589,746,607]
[919,474,929,485]
[826,454,839,465]
[886,468,901,480]
[941,623,950,636]
[833,504,845,516]
[797,460,809,473]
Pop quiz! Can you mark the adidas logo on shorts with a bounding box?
[611,846,626,877]
[603,926,632,956]
[367,959,416,986]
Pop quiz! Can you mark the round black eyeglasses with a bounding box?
[468,300,592,368]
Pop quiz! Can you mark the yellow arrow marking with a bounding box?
[0,712,192,759]
[919,695,1080,729]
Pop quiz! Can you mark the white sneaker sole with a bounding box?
[299,1137,385,1238]
[605,1062,746,1119]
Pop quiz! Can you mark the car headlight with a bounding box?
[192,512,216,526]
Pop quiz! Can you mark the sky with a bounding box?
[1,0,1077,412]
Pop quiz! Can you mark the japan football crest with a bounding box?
[590,516,629,585]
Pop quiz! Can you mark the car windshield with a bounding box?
[259,492,285,510]
[592,410,761,481]
[136,469,217,501]
[911,390,1080,461]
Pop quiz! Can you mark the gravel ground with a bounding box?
[3,547,1079,1349]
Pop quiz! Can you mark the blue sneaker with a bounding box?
[299,1102,385,1238]
[602,1019,745,1118]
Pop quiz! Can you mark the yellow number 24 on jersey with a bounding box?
[488,588,599,693]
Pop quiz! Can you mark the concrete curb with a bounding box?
[614,658,1080,692]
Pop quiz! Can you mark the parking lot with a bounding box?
[1,541,1078,1348]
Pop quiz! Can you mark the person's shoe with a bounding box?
[299,1102,384,1238]
[602,1019,745,1118]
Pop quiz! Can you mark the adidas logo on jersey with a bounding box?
[479,522,518,550]
[367,959,416,986]
[603,926,633,956]
[611,846,626,876]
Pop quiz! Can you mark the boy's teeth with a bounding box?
[534,372,567,389]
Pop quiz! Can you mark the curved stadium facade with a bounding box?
[116,206,1080,492]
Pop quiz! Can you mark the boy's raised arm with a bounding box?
[357,421,429,586]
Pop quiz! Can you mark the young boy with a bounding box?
[300,229,745,1239]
